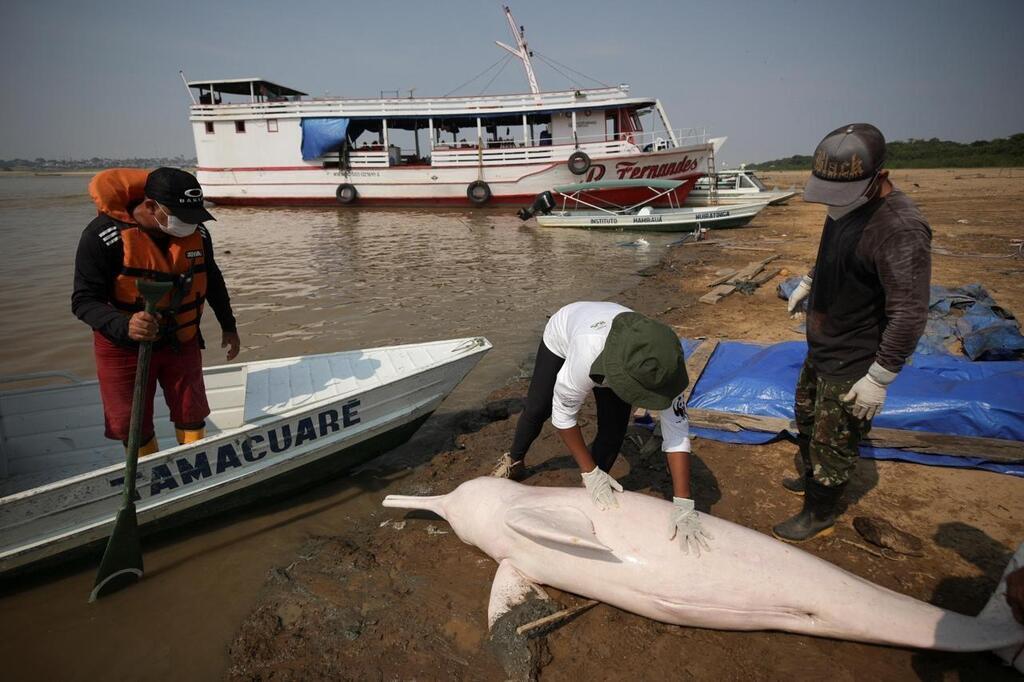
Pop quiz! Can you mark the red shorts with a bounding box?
[94,332,210,442]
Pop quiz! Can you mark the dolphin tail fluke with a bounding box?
[978,540,1024,672]
[382,493,448,520]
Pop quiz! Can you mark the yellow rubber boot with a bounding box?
[176,427,206,445]
[136,436,159,458]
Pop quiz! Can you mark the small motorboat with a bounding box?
[0,337,490,575]
[686,168,799,206]
[517,179,768,231]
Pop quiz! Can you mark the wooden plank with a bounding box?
[687,408,1024,463]
[699,285,735,305]
[682,339,719,403]
[699,255,780,304]
[750,268,782,287]
[707,270,738,287]
[720,245,778,253]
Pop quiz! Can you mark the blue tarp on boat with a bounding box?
[300,118,350,161]
[674,339,1024,477]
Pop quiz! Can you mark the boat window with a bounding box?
[267,119,278,133]
[525,113,552,146]
[739,175,758,189]
[235,121,246,133]
[383,118,432,165]
[205,122,214,134]
[716,175,736,190]
[748,174,767,190]
[432,116,482,151]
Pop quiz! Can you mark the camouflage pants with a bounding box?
[793,359,873,487]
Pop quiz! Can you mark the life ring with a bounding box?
[467,180,491,205]
[335,183,358,204]
[567,151,591,176]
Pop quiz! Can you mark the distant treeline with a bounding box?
[750,133,1024,170]
[0,156,196,172]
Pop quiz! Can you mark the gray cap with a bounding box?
[803,123,886,206]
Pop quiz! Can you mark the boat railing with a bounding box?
[431,140,633,166]
[428,127,709,165]
[188,86,635,119]
[319,127,710,168]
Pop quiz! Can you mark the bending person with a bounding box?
[491,301,710,554]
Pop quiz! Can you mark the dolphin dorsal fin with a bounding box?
[505,505,614,554]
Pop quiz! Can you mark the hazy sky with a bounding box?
[2,0,1022,165]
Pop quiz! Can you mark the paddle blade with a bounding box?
[89,504,144,602]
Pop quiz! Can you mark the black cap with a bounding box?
[803,123,886,206]
[144,167,216,223]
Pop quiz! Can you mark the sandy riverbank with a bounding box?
[222,169,1024,680]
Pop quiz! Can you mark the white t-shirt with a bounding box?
[542,301,691,453]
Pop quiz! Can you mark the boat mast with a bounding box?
[495,5,540,96]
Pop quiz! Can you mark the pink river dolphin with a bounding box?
[383,477,1024,670]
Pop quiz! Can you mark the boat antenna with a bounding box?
[179,70,197,105]
[495,5,540,97]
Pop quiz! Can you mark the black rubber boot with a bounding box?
[781,436,812,496]
[772,477,846,543]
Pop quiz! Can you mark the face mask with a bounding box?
[827,173,881,220]
[156,207,198,238]
[827,193,871,220]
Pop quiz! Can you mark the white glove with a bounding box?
[669,497,712,556]
[842,362,898,420]
[581,467,623,511]
[787,275,812,316]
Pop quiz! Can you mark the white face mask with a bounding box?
[156,207,198,237]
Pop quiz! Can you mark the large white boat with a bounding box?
[185,7,723,208]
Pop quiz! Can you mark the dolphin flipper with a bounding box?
[487,559,549,630]
[505,505,614,554]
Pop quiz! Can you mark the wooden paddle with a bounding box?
[89,278,172,602]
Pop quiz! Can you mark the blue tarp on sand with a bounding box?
[677,339,1024,477]
[300,118,350,161]
[777,278,1024,361]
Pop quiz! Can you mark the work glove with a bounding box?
[787,275,812,316]
[842,362,898,420]
[581,467,623,511]
[669,497,712,556]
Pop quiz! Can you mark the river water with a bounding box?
[0,174,680,680]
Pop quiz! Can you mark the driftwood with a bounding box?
[515,600,599,638]
[699,255,780,304]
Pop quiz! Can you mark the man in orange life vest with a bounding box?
[72,167,240,455]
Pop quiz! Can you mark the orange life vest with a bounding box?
[90,168,208,343]
[112,227,208,343]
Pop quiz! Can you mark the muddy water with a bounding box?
[0,174,676,680]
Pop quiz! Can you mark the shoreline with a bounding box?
[0,169,1020,680]
[225,168,1024,680]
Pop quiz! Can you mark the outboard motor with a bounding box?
[517,191,555,221]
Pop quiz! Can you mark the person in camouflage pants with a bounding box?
[774,123,931,543]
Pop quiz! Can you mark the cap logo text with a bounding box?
[814,150,864,180]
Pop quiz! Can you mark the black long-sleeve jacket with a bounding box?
[806,189,932,379]
[72,216,236,348]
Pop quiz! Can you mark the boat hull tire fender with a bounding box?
[335,183,358,204]
[467,180,492,205]
[567,151,591,176]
